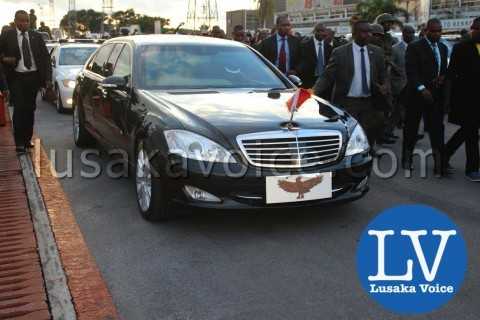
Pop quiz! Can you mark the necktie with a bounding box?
[278,37,287,74]
[21,32,32,70]
[360,47,369,95]
[431,42,441,76]
[316,42,324,76]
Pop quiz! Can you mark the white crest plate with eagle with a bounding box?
[266,172,332,204]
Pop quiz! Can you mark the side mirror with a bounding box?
[51,56,56,68]
[101,76,127,90]
[288,74,302,87]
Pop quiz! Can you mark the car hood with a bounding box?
[144,90,347,138]
[56,66,83,80]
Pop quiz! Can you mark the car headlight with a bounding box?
[345,124,370,156]
[164,130,237,163]
[62,79,76,89]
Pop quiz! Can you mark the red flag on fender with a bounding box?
[286,88,312,113]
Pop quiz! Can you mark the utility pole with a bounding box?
[101,0,113,36]
[187,0,219,30]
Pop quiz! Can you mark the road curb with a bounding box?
[32,142,120,320]
[20,154,77,320]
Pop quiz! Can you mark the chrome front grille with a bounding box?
[237,130,343,168]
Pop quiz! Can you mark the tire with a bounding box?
[135,140,172,222]
[73,102,95,147]
[56,87,65,113]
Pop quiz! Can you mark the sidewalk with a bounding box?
[0,106,119,319]
[0,112,51,319]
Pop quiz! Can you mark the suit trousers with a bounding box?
[403,97,444,156]
[337,97,385,146]
[11,71,40,147]
[445,124,479,174]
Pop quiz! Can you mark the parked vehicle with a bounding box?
[50,43,99,112]
[72,35,372,221]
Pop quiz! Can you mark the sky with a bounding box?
[0,0,256,30]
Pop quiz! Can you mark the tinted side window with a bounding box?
[112,46,131,79]
[91,44,114,76]
[105,44,124,77]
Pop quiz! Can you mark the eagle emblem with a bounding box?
[277,176,323,199]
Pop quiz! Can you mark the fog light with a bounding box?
[183,185,221,203]
[355,177,369,191]
[66,98,73,105]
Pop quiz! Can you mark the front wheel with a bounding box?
[73,103,95,147]
[55,87,65,113]
[135,140,172,222]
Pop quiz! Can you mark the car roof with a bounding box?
[105,34,245,48]
[58,43,100,49]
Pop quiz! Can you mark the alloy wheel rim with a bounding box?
[136,147,152,212]
[73,107,80,142]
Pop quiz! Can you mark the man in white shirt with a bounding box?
[313,20,387,147]
[0,10,51,153]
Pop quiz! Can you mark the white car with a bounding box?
[50,43,99,112]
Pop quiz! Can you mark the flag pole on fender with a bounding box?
[285,88,312,128]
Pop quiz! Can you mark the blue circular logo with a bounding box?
[356,205,467,315]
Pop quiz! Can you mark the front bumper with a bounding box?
[59,86,74,109]
[159,152,372,210]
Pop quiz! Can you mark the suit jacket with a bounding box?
[0,64,7,91]
[257,34,301,73]
[447,40,480,126]
[312,42,386,106]
[298,37,333,88]
[0,28,51,87]
[391,41,407,95]
[405,38,448,103]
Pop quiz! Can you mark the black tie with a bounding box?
[21,32,32,70]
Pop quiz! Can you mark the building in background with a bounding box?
[278,0,360,35]
[429,0,480,32]
[226,9,260,36]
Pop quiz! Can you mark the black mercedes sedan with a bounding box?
[72,35,372,221]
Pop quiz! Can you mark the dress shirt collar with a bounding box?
[352,41,367,52]
[276,33,288,42]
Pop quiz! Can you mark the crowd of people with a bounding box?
[0,9,479,182]
[248,14,480,182]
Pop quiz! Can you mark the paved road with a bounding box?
[34,99,480,320]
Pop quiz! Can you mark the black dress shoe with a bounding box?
[379,138,396,145]
[401,159,413,171]
[15,146,26,154]
[26,142,35,148]
[386,133,399,139]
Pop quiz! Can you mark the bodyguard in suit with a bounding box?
[391,25,415,128]
[444,17,480,181]
[257,15,300,75]
[402,19,448,177]
[0,10,51,153]
[298,23,333,89]
[313,20,387,146]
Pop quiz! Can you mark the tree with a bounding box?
[356,0,409,23]
[60,9,103,36]
[255,0,275,28]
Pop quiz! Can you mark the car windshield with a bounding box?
[59,47,97,66]
[138,44,288,90]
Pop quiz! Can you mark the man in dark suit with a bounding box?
[313,20,387,147]
[391,25,416,128]
[402,18,449,177]
[257,15,300,75]
[0,10,51,153]
[444,17,480,181]
[298,23,333,89]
